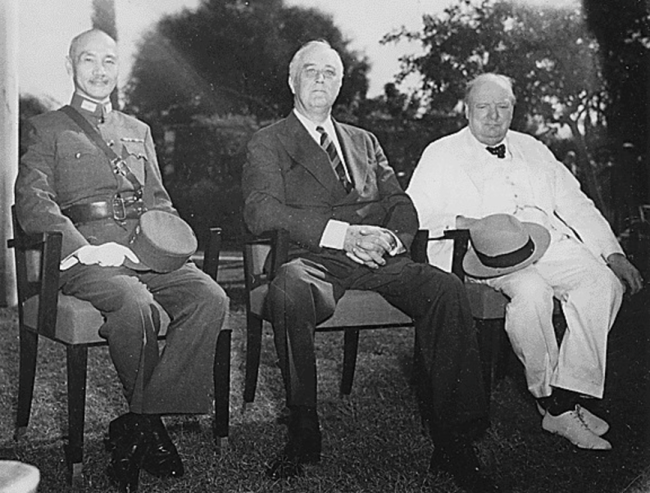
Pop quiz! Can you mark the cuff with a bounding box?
[319,219,350,250]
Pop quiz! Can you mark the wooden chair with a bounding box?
[241,229,427,405]
[8,209,231,484]
[422,229,565,394]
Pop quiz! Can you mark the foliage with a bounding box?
[19,96,51,157]
[384,0,604,138]
[583,0,650,220]
[123,0,372,244]
[382,0,612,213]
[124,0,369,122]
[357,83,463,187]
[159,114,262,247]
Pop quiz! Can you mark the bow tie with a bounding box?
[486,144,506,158]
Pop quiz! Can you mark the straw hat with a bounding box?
[463,213,551,278]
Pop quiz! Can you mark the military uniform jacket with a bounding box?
[243,112,418,263]
[16,97,176,260]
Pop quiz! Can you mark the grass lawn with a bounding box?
[0,282,649,492]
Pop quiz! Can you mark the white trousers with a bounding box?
[476,236,624,399]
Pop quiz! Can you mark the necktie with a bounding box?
[316,126,353,193]
[486,144,506,159]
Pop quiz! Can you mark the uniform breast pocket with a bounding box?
[121,141,148,185]
[57,141,110,189]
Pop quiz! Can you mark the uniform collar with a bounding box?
[70,92,112,121]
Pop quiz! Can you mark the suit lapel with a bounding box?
[277,113,344,194]
[333,120,365,198]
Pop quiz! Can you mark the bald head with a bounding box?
[68,29,116,61]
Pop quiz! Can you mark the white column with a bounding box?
[0,0,18,306]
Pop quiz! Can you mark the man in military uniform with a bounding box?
[15,29,228,492]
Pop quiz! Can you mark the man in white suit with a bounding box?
[407,73,643,450]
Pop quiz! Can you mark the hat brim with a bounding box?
[462,222,551,279]
[123,256,150,272]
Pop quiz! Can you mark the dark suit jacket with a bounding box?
[243,112,418,264]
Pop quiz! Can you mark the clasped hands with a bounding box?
[343,225,397,269]
[61,242,140,270]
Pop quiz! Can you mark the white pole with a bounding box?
[0,0,18,307]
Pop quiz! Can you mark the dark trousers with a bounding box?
[61,262,228,415]
[267,253,488,438]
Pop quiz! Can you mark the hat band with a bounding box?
[475,237,535,268]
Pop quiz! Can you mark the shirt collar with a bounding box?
[70,92,112,120]
[293,109,336,144]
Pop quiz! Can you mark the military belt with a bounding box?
[62,194,146,225]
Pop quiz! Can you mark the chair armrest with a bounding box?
[424,229,470,281]
[202,228,222,281]
[11,206,63,338]
[443,229,470,280]
[410,230,429,263]
[270,229,290,279]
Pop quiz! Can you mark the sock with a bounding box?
[541,388,580,416]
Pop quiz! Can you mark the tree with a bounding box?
[124,0,369,122]
[583,0,650,226]
[384,0,609,213]
[123,0,370,245]
[92,0,119,108]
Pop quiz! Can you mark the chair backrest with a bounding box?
[10,207,62,340]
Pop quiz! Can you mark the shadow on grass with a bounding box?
[0,284,649,492]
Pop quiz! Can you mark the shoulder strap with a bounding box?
[60,105,143,191]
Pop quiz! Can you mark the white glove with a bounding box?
[68,242,139,268]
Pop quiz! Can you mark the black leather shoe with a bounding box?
[105,414,150,493]
[141,415,184,479]
[430,443,502,493]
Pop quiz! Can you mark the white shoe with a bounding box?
[575,404,609,436]
[537,402,610,436]
[542,405,612,450]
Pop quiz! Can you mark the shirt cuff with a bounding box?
[386,231,405,256]
[60,246,88,270]
[320,220,349,250]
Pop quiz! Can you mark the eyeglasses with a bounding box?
[302,67,338,80]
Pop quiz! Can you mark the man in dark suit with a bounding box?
[242,40,499,492]
[15,29,228,492]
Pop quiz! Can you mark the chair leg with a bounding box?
[213,329,231,453]
[340,328,360,396]
[243,315,263,404]
[476,318,506,397]
[15,328,38,440]
[65,345,88,485]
